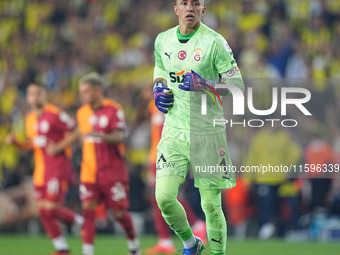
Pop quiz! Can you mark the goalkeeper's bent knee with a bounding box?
[155,175,182,214]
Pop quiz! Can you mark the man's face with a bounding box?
[79,83,100,106]
[174,0,206,29]
[26,84,47,108]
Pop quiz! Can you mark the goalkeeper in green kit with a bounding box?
[153,0,244,254]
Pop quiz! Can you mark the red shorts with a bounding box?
[34,176,69,203]
[79,182,129,210]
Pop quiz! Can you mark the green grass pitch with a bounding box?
[0,235,339,255]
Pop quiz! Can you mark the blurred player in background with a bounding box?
[145,100,206,254]
[6,83,83,255]
[245,126,302,239]
[48,73,141,255]
[152,0,244,254]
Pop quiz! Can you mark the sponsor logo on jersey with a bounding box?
[193,48,203,62]
[157,154,167,164]
[169,70,185,83]
[178,50,187,60]
[156,154,175,170]
[165,52,172,60]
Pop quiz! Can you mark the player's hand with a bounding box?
[84,131,104,139]
[81,132,94,141]
[81,132,103,142]
[46,140,59,155]
[5,133,16,145]
[178,70,215,91]
[153,82,173,114]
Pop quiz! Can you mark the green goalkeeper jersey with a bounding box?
[154,23,240,134]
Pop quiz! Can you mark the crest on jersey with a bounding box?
[193,48,203,62]
[218,145,226,157]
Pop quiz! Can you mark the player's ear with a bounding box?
[201,6,206,16]
[174,5,179,16]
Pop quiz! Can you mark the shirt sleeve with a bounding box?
[220,70,245,94]
[57,111,75,132]
[110,107,126,130]
[153,34,168,82]
[213,34,237,74]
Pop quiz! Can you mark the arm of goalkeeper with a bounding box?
[178,68,244,96]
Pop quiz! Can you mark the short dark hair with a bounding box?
[28,83,48,92]
[79,72,105,88]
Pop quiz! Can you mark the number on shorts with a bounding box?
[219,158,230,180]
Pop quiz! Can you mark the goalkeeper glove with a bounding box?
[178,70,216,91]
[153,82,174,114]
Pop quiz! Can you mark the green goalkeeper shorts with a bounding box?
[156,126,236,189]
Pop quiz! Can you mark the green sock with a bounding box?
[200,189,226,255]
[155,175,192,241]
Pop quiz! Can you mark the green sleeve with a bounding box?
[213,35,237,74]
[153,35,168,82]
[220,71,245,95]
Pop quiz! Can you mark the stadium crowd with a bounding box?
[1,0,340,240]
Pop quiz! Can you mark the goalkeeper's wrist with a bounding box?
[153,81,166,94]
